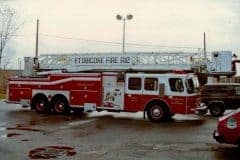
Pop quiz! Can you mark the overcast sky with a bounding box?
[1,0,240,68]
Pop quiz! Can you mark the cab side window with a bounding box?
[169,78,184,92]
[144,78,158,91]
[236,87,240,95]
[128,77,141,90]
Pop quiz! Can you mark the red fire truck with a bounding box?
[6,52,211,122]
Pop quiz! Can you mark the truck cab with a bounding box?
[123,73,200,121]
[199,83,240,116]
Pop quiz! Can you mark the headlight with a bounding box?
[226,117,237,129]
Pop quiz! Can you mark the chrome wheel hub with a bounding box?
[152,107,162,117]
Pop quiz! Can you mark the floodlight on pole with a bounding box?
[116,14,133,54]
[116,15,122,20]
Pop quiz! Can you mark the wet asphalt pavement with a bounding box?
[0,100,240,160]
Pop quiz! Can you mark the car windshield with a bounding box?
[186,77,199,94]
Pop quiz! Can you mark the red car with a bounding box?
[213,109,240,145]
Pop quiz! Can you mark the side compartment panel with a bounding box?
[83,91,101,106]
[70,90,83,106]
[9,88,31,102]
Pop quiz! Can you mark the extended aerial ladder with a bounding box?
[23,51,234,76]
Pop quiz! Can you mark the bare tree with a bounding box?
[0,6,20,68]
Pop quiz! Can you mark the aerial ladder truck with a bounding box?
[6,51,234,122]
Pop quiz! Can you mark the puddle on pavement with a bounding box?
[1,133,21,138]
[7,127,42,132]
[28,146,76,159]
[6,123,43,132]
[1,124,43,140]
[6,133,22,137]
[214,145,240,160]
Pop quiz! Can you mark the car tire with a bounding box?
[209,102,225,117]
[237,139,240,147]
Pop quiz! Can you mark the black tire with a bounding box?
[51,97,70,115]
[32,95,50,114]
[170,113,175,118]
[209,102,225,117]
[72,108,84,115]
[237,139,240,148]
[147,103,169,122]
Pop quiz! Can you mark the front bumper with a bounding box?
[195,103,208,115]
[213,130,224,143]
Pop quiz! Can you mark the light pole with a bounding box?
[116,14,133,54]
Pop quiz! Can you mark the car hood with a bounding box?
[219,108,240,122]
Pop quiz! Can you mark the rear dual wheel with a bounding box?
[32,95,70,115]
[51,97,70,115]
[32,95,50,114]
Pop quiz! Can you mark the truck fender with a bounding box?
[144,98,170,113]
[208,101,225,108]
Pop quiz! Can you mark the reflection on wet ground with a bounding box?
[0,123,43,140]
[4,109,210,127]
[6,110,86,125]
[0,102,240,160]
[7,127,42,132]
[1,133,22,139]
[214,145,240,160]
[6,133,22,138]
[28,146,76,159]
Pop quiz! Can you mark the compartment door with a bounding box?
[125,76,143,112]
[103,76,124,110]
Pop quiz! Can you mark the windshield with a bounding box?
[186,77,199,94]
